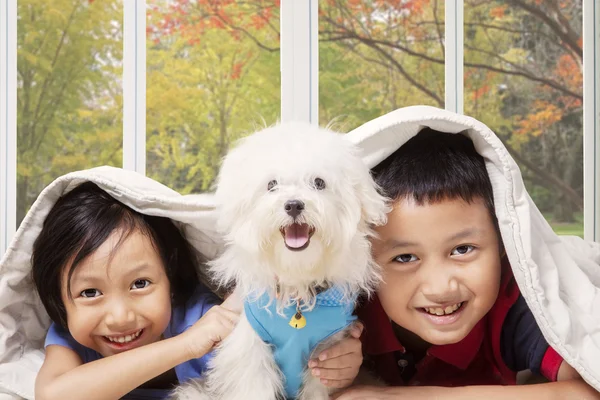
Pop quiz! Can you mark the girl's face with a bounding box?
[61,229,172,357]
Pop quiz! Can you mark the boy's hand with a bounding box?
[181,305,240,359]
[309,322,364,389]
[330,386,396,399]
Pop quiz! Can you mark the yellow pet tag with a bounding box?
[289,311,306,329]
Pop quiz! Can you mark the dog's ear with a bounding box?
[355,166,390,227]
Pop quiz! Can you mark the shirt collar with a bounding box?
[360,296,485,370]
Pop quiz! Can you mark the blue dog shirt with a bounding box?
[244,286,357,399]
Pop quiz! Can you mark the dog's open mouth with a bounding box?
[280,223,315,251]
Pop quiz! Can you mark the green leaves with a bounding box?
[17,0,123,223]
[145,3,280,194]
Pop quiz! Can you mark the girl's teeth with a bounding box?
[107,330,142,343]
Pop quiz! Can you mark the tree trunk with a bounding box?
[552,194,576,223]
[17,176,29,227]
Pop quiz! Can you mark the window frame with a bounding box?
[123,0,146,175]
[0,0,598,257]
[583,0,600,241]
[1,0,16,256]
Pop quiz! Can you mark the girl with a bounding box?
[32,181,363,400]
[32,181,238,400]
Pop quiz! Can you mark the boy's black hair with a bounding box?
[372,127,497,224]
[32,181,201,329]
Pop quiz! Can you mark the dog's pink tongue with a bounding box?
[284,223,310,248]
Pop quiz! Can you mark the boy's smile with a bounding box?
[372,196,502,347]
[418,301,466,325]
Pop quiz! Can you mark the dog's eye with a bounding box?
[313,177,326,190]
[267,180,278,191]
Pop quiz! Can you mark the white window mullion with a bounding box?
[123,0,146,174]
[281,0,318,124]
[310,0,318,124]
[445,0,463,114]
[1,0,17,258]
[583,0,600,242]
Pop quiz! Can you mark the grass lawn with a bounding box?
[544,212,584,238]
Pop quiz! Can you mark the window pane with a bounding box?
[146,0,280,194]
[319,0,445,130]
[17,0,123,225]
[464,1,583,237]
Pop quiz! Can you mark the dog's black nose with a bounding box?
[284,200,305,218]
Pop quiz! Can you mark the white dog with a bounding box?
[172,123,388,400]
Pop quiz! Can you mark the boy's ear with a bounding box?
[499,240,506,258]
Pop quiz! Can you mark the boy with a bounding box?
[334,128,600,399]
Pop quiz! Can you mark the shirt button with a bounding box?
[397,359,409,368]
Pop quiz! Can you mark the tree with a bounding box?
[16,0,583,226]
[145,0,280,193]
[16,0,122,224]
[199,0,582,222]
[318,0,583,221]
[463,1,582,222]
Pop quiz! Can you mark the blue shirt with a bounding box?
[244,287,357,398]
[45,287,220,399]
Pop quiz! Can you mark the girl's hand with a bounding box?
[221,289,243,312]
[309,322,364,389]
[181,304,240,359]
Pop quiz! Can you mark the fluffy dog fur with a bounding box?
[171,123,388,400]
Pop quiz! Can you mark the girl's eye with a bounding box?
[451,245,475,256]
[80,289,101,298]
[131,279,150,290]
[393,254,418,263]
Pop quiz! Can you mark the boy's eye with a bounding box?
[80,289,101,298]
[393,254,418,263]
[131,279,150,290]
[451,245,475,256]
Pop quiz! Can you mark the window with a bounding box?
[146,0,280,193]
[464,0,584,236]
[1,0,598,256]
[16,0,123,225]
[319,0,445,130]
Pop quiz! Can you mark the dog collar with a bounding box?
[274,282,331,298]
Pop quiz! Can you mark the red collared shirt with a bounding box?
[358,268,563,386]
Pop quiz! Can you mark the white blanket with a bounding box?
[1,106,599,398]
[0,167,222,399]
[346,105,600,391]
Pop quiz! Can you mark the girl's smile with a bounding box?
[62,229,172,357]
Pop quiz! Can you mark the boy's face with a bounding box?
[372,197,502,346]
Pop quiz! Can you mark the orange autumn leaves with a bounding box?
[146,1,276,79]
[516,101,563,137]
[476,4,582,139]
[515,53,581,138]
